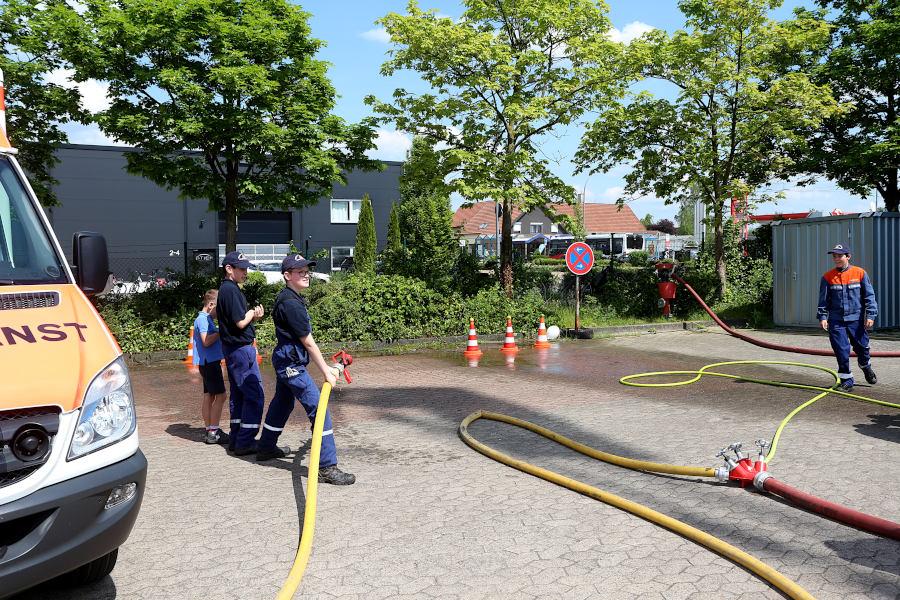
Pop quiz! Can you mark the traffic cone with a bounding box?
[463,317,483,358]
[500,315,519,353]
[534,315,551,349]
[252,339,263,365]
[183,326,195,364]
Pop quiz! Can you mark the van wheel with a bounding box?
[57,548,118,586]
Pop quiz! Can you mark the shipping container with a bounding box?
[771,212,900,329]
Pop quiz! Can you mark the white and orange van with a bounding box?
[0,70,146,597]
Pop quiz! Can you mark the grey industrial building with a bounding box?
[45,144,402,277]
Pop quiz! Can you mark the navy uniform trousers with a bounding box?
[258,368,338,467]
[828,318,871,382]
[224,344,265,449]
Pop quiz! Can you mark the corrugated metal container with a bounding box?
[772,212,900,329]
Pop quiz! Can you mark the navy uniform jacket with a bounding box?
[217,279,255,347]
[271,286,311,371]
[816,265,877,323]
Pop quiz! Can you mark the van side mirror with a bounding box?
[72,232,110,296]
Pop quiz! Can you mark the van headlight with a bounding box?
[68,357,136,460]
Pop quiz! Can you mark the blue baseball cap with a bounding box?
[281,253,317,273]
[222,251,256,269]
[827,244,851,255]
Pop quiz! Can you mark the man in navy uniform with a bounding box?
[217,251,266,455]
[817,243,878,392]
[256,254,355,485]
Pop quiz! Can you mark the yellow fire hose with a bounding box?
[459,410,814,600]
[275,381,333,600]
[458,362,899,600]
[278,360,898,598]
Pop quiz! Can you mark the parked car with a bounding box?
[250,261,330,284]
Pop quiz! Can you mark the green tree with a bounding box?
[576,0,839,296]
[641,213,654,228]
[367,0,623,296]
[397,192,458,290]
[676,199,695,235]
[354,194,377,273]
[392,136,459,291]
[797,1,899,212]
[398,136,454,201]
[0,0,87,206]
[57,0,377,250]
[387,202,401,252]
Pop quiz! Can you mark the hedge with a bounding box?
[98,273,555,353]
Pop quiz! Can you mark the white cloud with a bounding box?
[61,122,124,146]
[361,28,391,44]
[609,21,655,44]
[366,129,412,162]
[45,69,111,113]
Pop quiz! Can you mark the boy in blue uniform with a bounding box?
[256,254,355,485]
[193,289,229,445]
[817,243,878,392]
[217,251,266,455]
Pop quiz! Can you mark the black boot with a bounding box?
[257,445,291,461]
[319,465,355,485]
[862,365,877,385]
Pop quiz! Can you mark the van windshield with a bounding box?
[0,156,67,284]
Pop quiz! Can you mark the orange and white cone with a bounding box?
[252,339,263,364]
[463,317,483,358]
[183,326,195,364]
[183,326,198,372]
[500,315,519,353]
[534,315,551,349]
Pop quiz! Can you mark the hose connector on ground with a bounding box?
[716,442,768,487]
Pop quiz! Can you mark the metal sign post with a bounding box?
[575,275,580,331]
[565,242,594,336]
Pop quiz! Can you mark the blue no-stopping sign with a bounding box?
[565,242,594,276]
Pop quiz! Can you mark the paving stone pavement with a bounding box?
[16,327,900,600]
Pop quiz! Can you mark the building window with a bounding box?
[529,223,543,234]
[550,223,559,233]
[331,246,354,271]
[513,222,521,233]
[330,199,362,223]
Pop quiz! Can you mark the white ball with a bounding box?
[546,325,560,340]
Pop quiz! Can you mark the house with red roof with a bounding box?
[452,201,646,257]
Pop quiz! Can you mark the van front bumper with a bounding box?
[0,449,147,599]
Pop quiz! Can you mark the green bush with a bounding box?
[626,251,649,266]
[310,274,463,342]
[531,256,565,266]
[462,285,556,336]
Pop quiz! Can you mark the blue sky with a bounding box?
[61,0,882,223]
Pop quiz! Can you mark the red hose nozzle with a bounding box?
[331,350,353,383]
